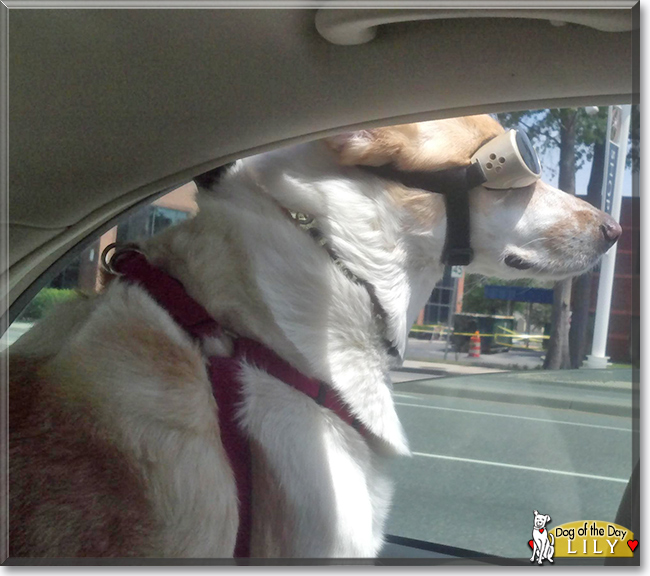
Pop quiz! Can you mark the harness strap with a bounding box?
[106,247,364,557]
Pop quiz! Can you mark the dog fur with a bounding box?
[8,114,620,558]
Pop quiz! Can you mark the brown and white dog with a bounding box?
[8,115,620,558]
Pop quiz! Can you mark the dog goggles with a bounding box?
[360,128,542,266]
[471,129,541,189]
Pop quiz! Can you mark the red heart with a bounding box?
[539,528,544,533]
[628,540,638,552]
[528,540,534,549]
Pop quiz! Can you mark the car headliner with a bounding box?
[4,6,637,318]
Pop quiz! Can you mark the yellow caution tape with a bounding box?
[443,332,549,339]
[410,325,549,340]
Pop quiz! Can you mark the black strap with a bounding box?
[194,162,236,190]
[358,162,487,266]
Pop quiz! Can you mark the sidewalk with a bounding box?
[400,359,505,376]
[391,364,635,417]
[405,337,545,371]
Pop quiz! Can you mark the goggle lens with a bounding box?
[515,129,541,176]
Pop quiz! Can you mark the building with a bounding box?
[588,195,639,363]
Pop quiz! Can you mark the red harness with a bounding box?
[108,247,363,557]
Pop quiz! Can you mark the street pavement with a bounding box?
[385,340,636,559]
[385,383,636,559]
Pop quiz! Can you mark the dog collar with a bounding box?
[101,244,367,557]
[359,161,487,266]
[287,211,402,361]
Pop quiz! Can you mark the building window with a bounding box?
[423,267,455,325]
[116,205,190,244]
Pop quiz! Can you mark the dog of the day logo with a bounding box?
[528,510,636,561]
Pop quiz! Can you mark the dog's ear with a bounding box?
[326,116,505,172]
[325,127,412,167]
[325,122,465,169]
[533,510,538,516]
[546,515,551,523]
[194,162,235,191]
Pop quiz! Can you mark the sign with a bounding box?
[526,510,636,564]
[450,265,464,279]
[484,285,553,304]
[603,142,619,215]
[602,105,622,216]
[551,520,635,558]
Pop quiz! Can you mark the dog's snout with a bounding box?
[600,215,622,246]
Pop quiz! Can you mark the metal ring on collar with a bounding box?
[100,242,145,276]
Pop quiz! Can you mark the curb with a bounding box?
[394,379,633,418]
[406,355,543,372]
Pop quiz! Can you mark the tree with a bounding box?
[497,108,608,369]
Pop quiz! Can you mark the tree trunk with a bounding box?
[544,110,577,370]
[569,139,606,368]
[544,280,573,369]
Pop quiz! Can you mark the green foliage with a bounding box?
[528,302,552,330]
[498,105,638,175]
[21,288,78,321]
[497,108,608,178]
[462,275,503,315]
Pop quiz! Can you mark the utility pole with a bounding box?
[585,105,631,369]
[444,266,463,360]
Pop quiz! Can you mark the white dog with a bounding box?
[9,115,620,558]
[531,510,555,564]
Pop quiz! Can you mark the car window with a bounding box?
[6,108,638,563]
[4,182,197,349]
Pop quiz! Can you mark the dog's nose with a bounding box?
[600,215,622,246]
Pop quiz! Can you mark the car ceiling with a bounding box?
[5,6,637,318]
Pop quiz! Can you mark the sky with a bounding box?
[532,106,635,201]
[543,149,634,200]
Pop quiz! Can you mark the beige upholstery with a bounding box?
[6,8,636,311]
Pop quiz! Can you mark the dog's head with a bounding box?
[326,115,620,281]
[533,510,552,529]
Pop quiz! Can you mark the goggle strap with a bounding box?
[359,161,487,267]
[440,162,486,266]
[441,186,474,266]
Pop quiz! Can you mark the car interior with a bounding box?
[2,5,639,564]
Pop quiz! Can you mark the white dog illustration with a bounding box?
[531,510,555,564]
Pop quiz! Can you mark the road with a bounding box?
[384,383,635,559]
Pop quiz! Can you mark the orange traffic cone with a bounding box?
[469,331,481,358]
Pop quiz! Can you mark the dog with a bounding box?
[8,114,621,558]
[531,510,555,564]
